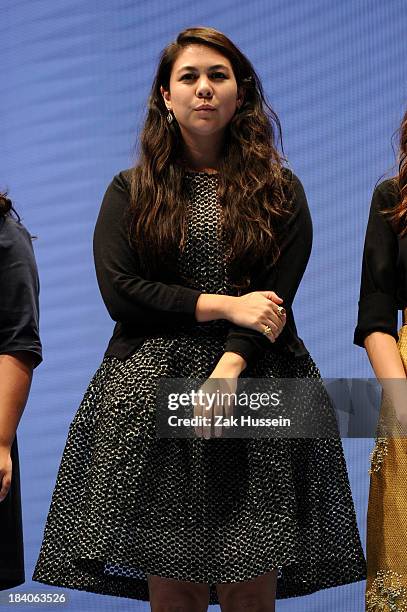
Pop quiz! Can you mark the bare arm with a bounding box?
[194,294,233,322]
[364,332,406,379]
[363,332,407,429]
[0,352,34,502]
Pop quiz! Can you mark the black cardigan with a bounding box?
[93,168,312,366]
[354,179,407,347]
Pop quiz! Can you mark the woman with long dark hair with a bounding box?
[0,192,42,590]
[354,110,407,611]
[33,27,366,610]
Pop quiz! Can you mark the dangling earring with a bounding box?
[167,109,174,124]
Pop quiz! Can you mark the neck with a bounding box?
[179,129,224,172]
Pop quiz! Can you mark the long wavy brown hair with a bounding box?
[127,26,294,292]
[383,109,407,236]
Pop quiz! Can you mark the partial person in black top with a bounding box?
[354,109,407,418]
[354,179,406,347]
[32,26,366,610]
[354,110,407,611]
[0,191,42,590]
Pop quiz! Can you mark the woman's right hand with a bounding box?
[228,291,287,342]
[0,444,12,503]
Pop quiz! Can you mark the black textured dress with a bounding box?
[32,172,366,604]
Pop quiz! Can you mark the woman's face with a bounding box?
[161,44,243,141]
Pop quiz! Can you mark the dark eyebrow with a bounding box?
[176,64,230,74]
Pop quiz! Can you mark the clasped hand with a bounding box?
[229,290,287,342]
[192,291,286,439]
[193,375,237,439]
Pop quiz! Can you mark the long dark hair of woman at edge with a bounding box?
[0,191,20,220]
[128,26,294,290]
[382,109,407,233]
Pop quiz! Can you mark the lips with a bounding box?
[195,105,215,111]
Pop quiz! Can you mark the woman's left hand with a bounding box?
[193,365,240,439]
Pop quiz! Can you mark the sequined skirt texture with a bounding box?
[365,325,407,611]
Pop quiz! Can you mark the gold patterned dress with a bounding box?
[365,324,407,611]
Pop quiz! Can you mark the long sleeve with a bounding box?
[353,180,400,347]
[224,171,313,365]
[0,219,42,368]
[93,171,202,325]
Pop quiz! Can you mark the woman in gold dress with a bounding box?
[354,109,407,611]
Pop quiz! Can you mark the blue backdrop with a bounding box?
[2,1,407,610]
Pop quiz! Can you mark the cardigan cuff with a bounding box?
[224,327,271,366]
[174,287,202,317]
[353,292,399,347]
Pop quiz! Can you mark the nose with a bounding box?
[196,75,213,99]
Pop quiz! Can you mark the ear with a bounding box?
[160,85,171,108]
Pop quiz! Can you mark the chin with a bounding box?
[180,122,226,139]
[192,122,226,133]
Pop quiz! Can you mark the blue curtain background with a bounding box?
[2,1,406,610]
